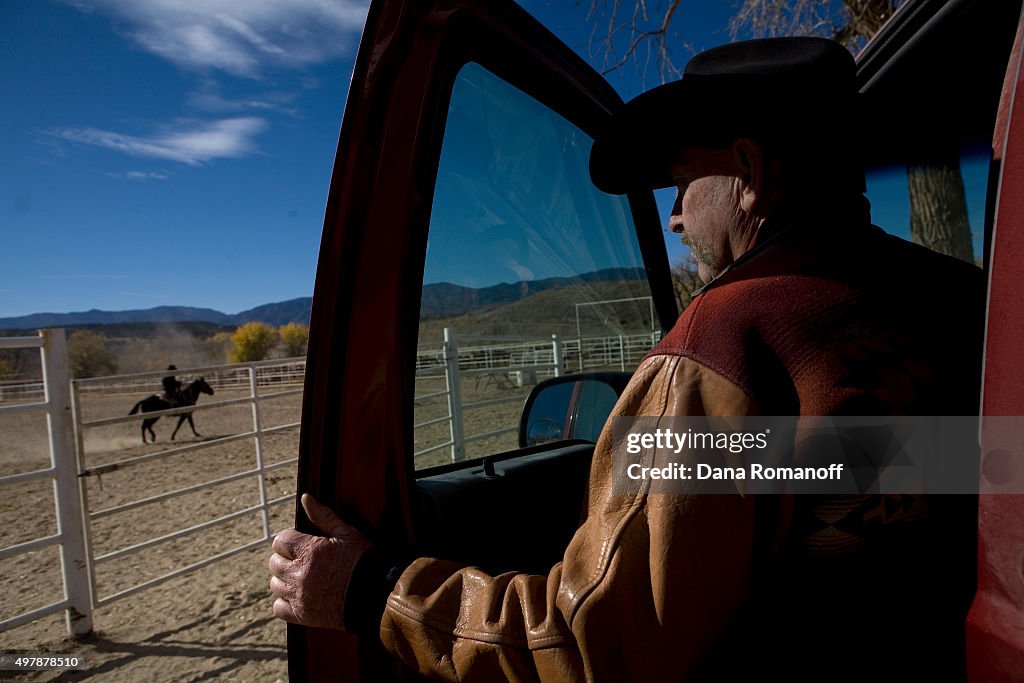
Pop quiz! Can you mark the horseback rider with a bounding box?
[161,364,182,407]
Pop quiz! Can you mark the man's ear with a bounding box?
[732,138,767,214]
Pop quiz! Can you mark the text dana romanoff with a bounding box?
[626,463,846,481]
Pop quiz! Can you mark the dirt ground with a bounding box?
[0,370,535,680]
[1,385,298,682]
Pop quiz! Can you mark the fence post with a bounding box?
[248,366,271,540]
[551,335,563,378]
[41,329,93,636]
[69,374,99,615]
[443,328,465,462]
[618,335,625,371]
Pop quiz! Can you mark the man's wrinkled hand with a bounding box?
[269,493,372,630]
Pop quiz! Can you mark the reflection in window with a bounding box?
[865,144,990,266]
[414,63,659,469]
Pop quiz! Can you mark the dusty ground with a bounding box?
[0,370,534,680]
[1,384,298,682]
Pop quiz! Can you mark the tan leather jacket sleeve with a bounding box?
[380,355,763,681]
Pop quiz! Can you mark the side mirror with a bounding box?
[519,372,632,448]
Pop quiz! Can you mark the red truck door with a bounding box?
[289,0,674,679]
[967,10,1024,682]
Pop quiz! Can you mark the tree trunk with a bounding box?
[907,155,975,264]
[843,3,975,265]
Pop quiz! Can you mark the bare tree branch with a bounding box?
[583,0,690,87]
[731,0,900,50]
[582,0,902,87]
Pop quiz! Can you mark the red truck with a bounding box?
[289,0,1024,679]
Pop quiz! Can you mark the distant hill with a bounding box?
[235,299,312,326]
[0,267,650,332]
[0,306,234,330]
[418,279,656,344]
[0,298,313,331]
[420,267,648,319]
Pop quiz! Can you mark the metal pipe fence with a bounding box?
[2,326,661,637]
[74,358,306,396]
[71,360,301,611]
[0,330,92,635]
[0,379,45,402]
[413,328,661,463]
[0,346,305,638]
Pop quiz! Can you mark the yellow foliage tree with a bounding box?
[229,322,277,363]
[278,323,309,358]
[68,330,117,378]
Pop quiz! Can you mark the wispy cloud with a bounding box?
[40,274,129,280]
[49,117,267,165]
[186,79,301,117]
[66,0,369,78]
[105,170,170,181]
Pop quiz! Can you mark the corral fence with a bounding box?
[413,327,661,463]
[71,357,303,613]
[0,364,305,403]
[1,325,659,637]
[0,329,304,638]
[0,378,44,402]
[0,330,92,635]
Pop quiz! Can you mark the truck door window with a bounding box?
[414,62,659,470]
[865,145,991,266]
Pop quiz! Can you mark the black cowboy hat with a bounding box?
[589,37,859,194]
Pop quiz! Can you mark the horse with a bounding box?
[129,377,215,443]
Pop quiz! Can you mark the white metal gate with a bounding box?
[0,341,303,637]
[0,330,92,635]
[71,359,302,611]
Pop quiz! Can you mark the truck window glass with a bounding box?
[414,62,659,469]
[865,145,991,267]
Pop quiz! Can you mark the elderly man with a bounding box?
[271,38,983,680]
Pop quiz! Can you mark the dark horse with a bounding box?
[129,377,215,443]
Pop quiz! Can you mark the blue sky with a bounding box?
[0,0,740,318]
[0,1,986,318]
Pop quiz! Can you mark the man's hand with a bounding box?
[269,493,372,630]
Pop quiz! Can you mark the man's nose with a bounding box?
[668,191,684,233]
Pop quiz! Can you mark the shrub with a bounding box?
[68,330,117,378]
[229,322,277,363]
[278,323,309,358]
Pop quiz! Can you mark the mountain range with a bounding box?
[0,268,649,331]
[0,298,313,331]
